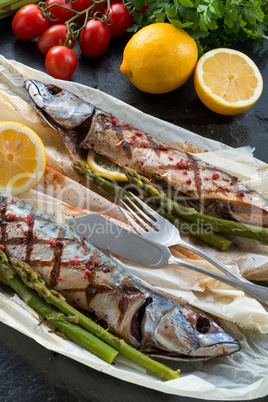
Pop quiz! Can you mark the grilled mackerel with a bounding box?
[0,190,240,360]
[24,80,268,227]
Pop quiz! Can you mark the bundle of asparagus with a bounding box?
[73,161,268,248]
[0,0,39,19]
[0,250,180,381]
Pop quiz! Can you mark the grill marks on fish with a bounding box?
[0,197,8,246]
[98,112,172,161]
[25,210,36,263]
[100,113,133,159]
[50,227,65,287]
[0,189,240,360]
[84,111,265,205]
[24,80,268,227]
[86,282,114,303]
[185,154,202,199]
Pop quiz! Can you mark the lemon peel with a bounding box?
[87,149,127,181]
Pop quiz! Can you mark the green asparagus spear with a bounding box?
[1,251,180,381]
[73,160,231,250]
[0,250,118,364]
[0,0,39,15]
[124,167,268,243]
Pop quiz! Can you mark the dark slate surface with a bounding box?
[0,15,268,402]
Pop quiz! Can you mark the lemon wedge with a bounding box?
[87,149,127,181]
[194,48,263,115]
[0,121,46,195]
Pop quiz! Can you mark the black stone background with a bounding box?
[0,15,268,402]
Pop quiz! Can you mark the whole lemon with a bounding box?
[120,23,198,94]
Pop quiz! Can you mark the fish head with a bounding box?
[24,80,95,130]
[141,299,240,360]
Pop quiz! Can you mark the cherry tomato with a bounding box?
[104,3,132,38]
[73,0,106,25]
[37,24,75,54]
[44,0,75,25]
[45,46,77,80]
[12,4,49,40]
[80,19,111,57]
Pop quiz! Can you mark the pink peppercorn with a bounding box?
[111,118,119,126]
[48,239,56,248]
[102,267,110,273]
[83,269,91,280]
[204,177,210,181]
[183,171,188,175]
[140,141,149,148]
[26,215,33,226]
[186,179,192,185]
[212,173,220,180]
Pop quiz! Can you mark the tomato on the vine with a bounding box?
[44,0,75,25]
[37,24,75,54]
[73,0,106,25]
[80,19,111,57]
[45,46,77,80]
[12,4,49,40]
[104,3,132,38]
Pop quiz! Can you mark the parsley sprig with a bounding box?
[125,0,268,53]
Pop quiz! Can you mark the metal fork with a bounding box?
[119,193,255,283]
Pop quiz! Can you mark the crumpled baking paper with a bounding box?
[0,55,268,400]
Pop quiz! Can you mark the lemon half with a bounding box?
[87,149,127,181]
[194,48,263,115]
[0,121,46,195]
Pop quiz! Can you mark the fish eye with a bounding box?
[47,84,63,96]
[196,316,211,334]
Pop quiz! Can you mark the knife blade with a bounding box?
[66,213,170,267]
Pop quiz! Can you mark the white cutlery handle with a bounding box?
[169,255,268,307]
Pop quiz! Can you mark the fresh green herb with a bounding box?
[125,0,268,52]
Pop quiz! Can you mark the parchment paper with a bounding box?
[0,55,268,400]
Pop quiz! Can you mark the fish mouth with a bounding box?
[130,297,153,346]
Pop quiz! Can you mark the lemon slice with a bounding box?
[0,121,46,195]
[87,149,127,181]
[194,48,263,115]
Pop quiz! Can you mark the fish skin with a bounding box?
[0,190,240,360]
[24,80,268,227]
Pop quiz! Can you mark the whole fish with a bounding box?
[24,80,268,228]
[0,190,240,360]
